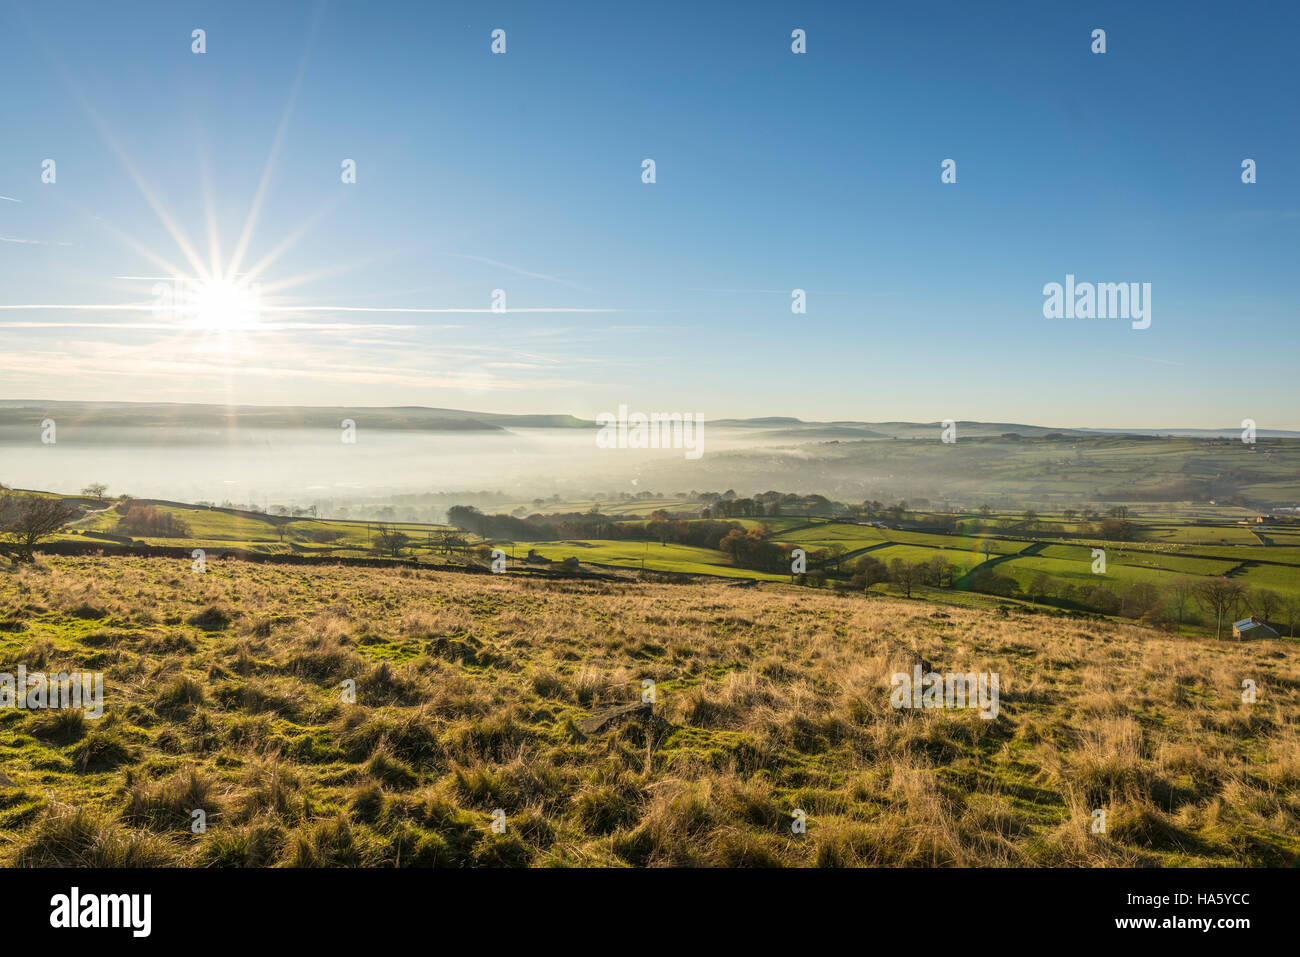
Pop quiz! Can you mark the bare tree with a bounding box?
[850,555,889,595]
[888,558,924,599]
[1251,589,1281,624]
[648,509,671,545]
[0,493,80,563]
[80,483,108,502]
[1282,597,1300,639]
[1124,582,1162,620]
[373,524,410,558]
[927,554,953,588]
[1164,577,1196,629]
[1194,577,1246,639]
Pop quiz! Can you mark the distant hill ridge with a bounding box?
[0,400,1295,437]
[0,400,588,432]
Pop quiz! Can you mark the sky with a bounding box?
[1,0,1297,428]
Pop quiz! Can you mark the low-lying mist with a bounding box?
[0,425,800,509]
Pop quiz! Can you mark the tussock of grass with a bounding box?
[1,555,1297,867]
[15,807,176,867]
[70,725,134,772]
[122,768,218,830]
[27,708,86,745]
[188,605,232,631]
[153,674,207,714]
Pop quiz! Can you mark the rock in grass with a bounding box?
[576,702,654,736]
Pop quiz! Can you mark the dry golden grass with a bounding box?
[0,555,1297,867]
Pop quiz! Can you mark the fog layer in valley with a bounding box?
[0,425,788,507]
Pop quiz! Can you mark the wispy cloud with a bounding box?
[0,195,22,203]
[0,236,71,246]
[0,303,618,315]
[686,287,847,295]
[455,254,591,293]
[0,333,591,393]
[264,305,615,314]
[0,304,153,310]
[0,321,420,331]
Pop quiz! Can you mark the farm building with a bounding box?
[1232,617,1279,639]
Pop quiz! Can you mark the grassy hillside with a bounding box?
[65,501,460,557]
[1,557,1296,867]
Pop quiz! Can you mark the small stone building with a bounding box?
[1232,617,1279,639]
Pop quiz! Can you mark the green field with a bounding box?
[999,555,1183,591]
[516,540,789,580]
[1139,524,1265,545]
[33,492,1300,629]
[1235,562,1300,595]
[64,502,460,556]
[1035,544,1240,577]
[774,522,1024,557]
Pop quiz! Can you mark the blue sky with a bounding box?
[1,0,1296,427]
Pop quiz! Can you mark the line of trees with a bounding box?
[716,527,792,573]
[447,505,743,551]
[845,554,955,596]
[371,524,476,560]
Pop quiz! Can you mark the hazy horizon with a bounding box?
[1,395,1298,435]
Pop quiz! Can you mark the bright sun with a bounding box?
[184,278,262,331]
